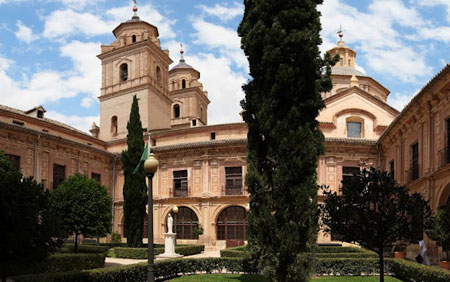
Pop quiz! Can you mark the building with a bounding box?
[0,8,449,255]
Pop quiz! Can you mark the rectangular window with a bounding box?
[411,142,419,181]
[342,166,359,186]
[211,132,216,140]
[347,122,361,138]
[389,160,395,180]
[446,119,450,164]
[5,154,20,170]
[53,164,66,189]
[173,170,188,197]
[91,173,101,183]
[225,167,243,195]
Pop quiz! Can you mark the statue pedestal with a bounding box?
[156,233,183,258]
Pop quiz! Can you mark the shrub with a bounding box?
[114,245,204,259]
[13,253,105,276]
[390,258,450,282]
[315,258,389,276]
[315,252,377,259]
[111,232,122,244]
[315,246,366,253]
[13,257,255,282]
[59,244,109,254]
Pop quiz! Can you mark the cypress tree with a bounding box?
[238,1,336,281]
[121,95,147,247]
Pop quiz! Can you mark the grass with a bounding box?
[169,274,269,282]
[313,277,402,281]
[169,274,403,281]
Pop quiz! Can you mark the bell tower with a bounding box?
[97,3,173,142]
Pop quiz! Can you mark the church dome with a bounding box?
[331,66,367,77]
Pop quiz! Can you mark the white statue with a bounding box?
[167,213,173,234]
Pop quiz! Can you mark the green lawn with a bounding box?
[169,274,269,282]
[313,277,402,281]
[169,274,403,282]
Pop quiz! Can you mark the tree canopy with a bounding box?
[0,152,62,282]
[238,0,336,281]
[121,95,147,247]
[426,202,450,260]
[50,173,112,251]
[321,167,430,282]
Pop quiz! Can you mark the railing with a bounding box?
[225,187,243,196]
[173,189,188,198]
[439,146,450,168]
[406,164,420,183]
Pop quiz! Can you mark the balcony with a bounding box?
[439,146,450,168]
[406,164,420,183]
[225,187,243,196]
[173,188,188,198]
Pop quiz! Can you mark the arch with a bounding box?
[111,116,118,136]
[132,35,137,43]
[119,63,128,81]
[216,206,247,247]
[437,183,450,209]
[173,104,180,118]
[156,66,162,86]
[334,108,377,121]
[182,79,186,89]
[167,207,199,239]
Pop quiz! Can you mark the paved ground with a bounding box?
[104,250,221,267]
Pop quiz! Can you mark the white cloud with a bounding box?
[43,3,176,40]
[187,53,246,124]
[197,2,244,21]
[388,91,420,111]
[0,40,100,110]
[190,18,247,72]
[59,0,105,10]
[319,0,432,82]
[46,111,99,133]
[43,9,110,38]
[417,26,450,43]
[81,97,94,108]
[15,21,37,44]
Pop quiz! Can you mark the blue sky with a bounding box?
[0,0,449,133]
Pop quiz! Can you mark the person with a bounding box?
[419,239,430,265]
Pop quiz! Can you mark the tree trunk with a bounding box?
[379,249,384,282]
[96,234,100,245]
[2,274,7,282]
[74,233,78,252]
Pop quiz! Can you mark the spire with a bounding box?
[132,0,140,21]
[180,43,185,63]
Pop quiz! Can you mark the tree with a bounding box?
[50,173,112,252]
[426,203,450,261]
[0,152,62,282]
[238,1,336,281]
[121,95,147,247]
[321,167,430,282]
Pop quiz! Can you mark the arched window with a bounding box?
[156,66,162,86]
[182,79,186,89]
[171,207,199,239]
[200,106,203,120]
[217,206,247,247]
[173,104,180,118]
[171,81,175,91]
[111,116,118,136]
[340,58,344,66]
[120,63,128,81]
[348,59,351,66]
[132,35,137,43]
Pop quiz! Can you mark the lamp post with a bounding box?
[144,153,159,282]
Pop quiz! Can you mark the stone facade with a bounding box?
[1,12,449,254]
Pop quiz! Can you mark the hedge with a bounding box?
[114,245,204,259]
[315,258,387,276]
[315,246,367,253]
[390,258,450,282]
[13,253,105,276]
[58,244,110,254]
[315,252,377,258]
[14,257,256,282]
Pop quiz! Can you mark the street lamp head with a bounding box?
[144,153,159,174]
